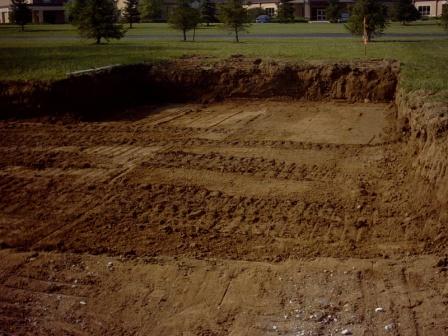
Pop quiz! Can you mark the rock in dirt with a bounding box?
[384,323,395,331]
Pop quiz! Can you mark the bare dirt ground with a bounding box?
[0,99,447,335]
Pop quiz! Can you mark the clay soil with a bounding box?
[0,99,447,335]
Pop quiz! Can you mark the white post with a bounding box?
[38,10,44,24]
[304,0,311,19]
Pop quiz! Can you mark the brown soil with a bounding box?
[0,58,398,119]
[0,59,447,335]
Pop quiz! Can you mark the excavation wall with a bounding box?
[396,89,448,250]
[0,58,399,119]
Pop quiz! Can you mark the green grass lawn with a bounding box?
[0,21,445,36]
[0,21,447,95]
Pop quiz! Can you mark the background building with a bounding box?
[415,0,446,16]
[0,0,68,24]
[0,0,446,24]
[246,0,447,20]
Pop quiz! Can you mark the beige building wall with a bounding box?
[0,0,10,23]
[0,0,67,23]
[116,0,125,10]
[245,3,279,16]
[0,9,10,23]
[415,0,446,16]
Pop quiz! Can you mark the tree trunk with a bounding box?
[183,29,186,41]
[235,27,239,43]
[130,20,133,29]
[192,27,196,41]
[21,24,24,32]
[96,36,101,44]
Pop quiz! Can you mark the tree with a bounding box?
[391,0,420,25]
[440,4,447,31]
[247,7,265,21]
[277,0,294,23]
[138,0,163,21]
[218,0,250,42]
[345,0,388,41]
[10,0,31,31]
[326,0,340,23]
[200,0,217,26]
[168,0,201,41]
[69,0,125,44]
[123,0,140,28]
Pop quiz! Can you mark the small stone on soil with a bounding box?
[384,323,395,331]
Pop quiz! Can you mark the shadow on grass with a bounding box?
[26,29,75,33]
[0,26,74,33]
[401,22,441,26]
[371,40,433,43]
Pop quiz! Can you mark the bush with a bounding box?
[10,0,31,31]
[277,0,295,23]
[442,5,448,31]
[326,0,340,23]
[218,0,250,42]
[168,0,201,41]
[390,0,421,24]
[68,0,125,44]
[294,16,308,23]
[345,0,388,41]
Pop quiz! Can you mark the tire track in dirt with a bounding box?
[0,100,429,261]
[0,252,107,335]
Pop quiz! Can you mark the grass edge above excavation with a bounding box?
[0,22,447,97]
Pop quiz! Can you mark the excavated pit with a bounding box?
[1,58,447,335]
[0,57,398,119]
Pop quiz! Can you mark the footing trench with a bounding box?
[0,58,447,335]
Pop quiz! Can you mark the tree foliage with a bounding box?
[441,4,448,31]
[10,0,31,31]
[139,0,163,21]
[345,0,388,41]
[168,0,201,41]
[68,0,125,44]
[391,0,420,24]
[218,0,250,42]
[247,7,265,21]
[326,0,340,23]
[277,0,294,23]
[200,0,217,26]
[123,0,140,28]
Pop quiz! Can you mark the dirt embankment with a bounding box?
[0,58,399,119]
[396,89,448,250]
